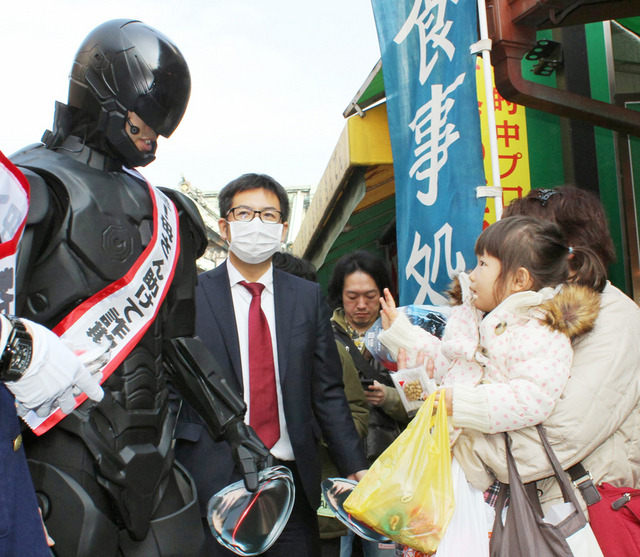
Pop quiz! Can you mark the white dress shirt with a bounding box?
[226,259,294,461]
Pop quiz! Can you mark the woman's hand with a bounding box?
[347,470,368,482]
[397,347,434,379]
[379,288,400,330]
[433,388,453,416]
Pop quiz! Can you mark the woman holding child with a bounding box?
[380,186,640,555]
[454,187,640,521]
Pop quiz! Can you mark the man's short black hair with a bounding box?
[218,173,290,223]
[272,252,318,282]
[327,250,390,310]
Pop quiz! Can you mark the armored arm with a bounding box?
[163,337,271,492]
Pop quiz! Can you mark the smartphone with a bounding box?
[360,378,375,389]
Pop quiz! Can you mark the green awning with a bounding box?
[342,16,640,120]
[618,17,640,36]
[343,59,385,118]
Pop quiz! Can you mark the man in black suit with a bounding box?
[175,173,367,556]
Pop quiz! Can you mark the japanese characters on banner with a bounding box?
[476,58,532,226]
[371,0,486,305]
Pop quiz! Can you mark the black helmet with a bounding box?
[68,19,191,167]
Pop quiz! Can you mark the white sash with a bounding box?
[0,151,30,315]
[25,176,181,435]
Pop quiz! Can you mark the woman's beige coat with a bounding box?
[454,283,640,514]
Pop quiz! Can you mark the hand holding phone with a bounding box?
[360,378,374,389]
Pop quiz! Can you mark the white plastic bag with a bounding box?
[435,457,490,557]
[543,502,603,557]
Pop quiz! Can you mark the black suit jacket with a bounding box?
[175,262,367,514]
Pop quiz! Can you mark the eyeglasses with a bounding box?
[226,206,283,224]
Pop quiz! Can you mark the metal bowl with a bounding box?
[321,477,391,543]
[207,465,295,556]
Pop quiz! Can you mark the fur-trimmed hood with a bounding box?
[448,274,600,341]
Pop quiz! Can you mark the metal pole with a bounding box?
[475,0,503,219]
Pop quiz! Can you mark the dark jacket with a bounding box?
[174,262,368,515]
[318,341,369,539]
[331,309,408,464]
[0,384,50,556]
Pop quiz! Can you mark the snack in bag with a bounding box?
[390,366,437,415]
[343,392,454,554]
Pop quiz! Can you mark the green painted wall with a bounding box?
[586,22,627,291]
[521,30,567,190]
[316,196,395,293]
[520,23,629,292]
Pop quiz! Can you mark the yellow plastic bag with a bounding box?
[344,392,454,554]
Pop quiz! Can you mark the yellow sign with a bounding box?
[292,104,392,257]
[476,58,532,226]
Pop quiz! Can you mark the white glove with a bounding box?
[0,315,104,417]
[61,336,111,396]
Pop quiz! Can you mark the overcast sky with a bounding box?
[0,1,381,191]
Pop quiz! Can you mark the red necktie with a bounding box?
[239,281,280,448]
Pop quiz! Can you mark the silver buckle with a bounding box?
[572,471,593,489]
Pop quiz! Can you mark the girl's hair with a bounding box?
[504,186,612,292]
[475,216,571,300]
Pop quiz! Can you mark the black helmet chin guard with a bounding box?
[68,19,191,167]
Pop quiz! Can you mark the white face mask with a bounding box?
[227,220,284,264]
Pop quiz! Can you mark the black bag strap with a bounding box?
[331,322,390,385]
[566,462,602,506]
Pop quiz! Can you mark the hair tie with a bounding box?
[568,246,574,254]
[536,189,559,206]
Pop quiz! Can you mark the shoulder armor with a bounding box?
[9,142,44,161]
[19,167,52,226]
[10,144,57,227]
[160,188,208,258]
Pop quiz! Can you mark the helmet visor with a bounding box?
[133,60,190,137]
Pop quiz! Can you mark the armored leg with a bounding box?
[28,459,120,557]
[29,459,205,557]
[118,462,206,557]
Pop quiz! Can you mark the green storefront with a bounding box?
[293,13,640,302]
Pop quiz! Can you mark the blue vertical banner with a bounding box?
[371,0,486,305]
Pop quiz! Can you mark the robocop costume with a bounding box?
[0,150,105,556]
[10,20,268,557]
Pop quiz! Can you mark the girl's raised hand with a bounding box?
[379,287,399,329]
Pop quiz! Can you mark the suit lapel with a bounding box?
[273,269,295,383]
[200,262,244,390]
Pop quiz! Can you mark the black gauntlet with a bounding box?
[164,337,271,491]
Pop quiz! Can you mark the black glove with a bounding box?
[223,418,273,492]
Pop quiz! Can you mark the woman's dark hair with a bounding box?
[504,186,612,292]
[218,173,290,223]
[327,250,391,310]
[475,216,571,301]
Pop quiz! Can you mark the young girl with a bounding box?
[377,215,601,435]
